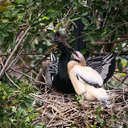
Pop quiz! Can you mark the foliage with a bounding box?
[0,0,127,53]
[0,78,42,128]
[0,0,128,127]
[0,0,127,68]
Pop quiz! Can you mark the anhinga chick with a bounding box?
[67,51,109,104]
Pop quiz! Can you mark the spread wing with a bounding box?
[71,65,103,88]
[86,53,116,83]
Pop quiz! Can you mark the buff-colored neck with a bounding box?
[80,57,86,66]
[72,51,86,66]
[67,61,78,71]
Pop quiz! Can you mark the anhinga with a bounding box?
[50,32,75,93]
[46,32,116,94]
[67,51,109,104]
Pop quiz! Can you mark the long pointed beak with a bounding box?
[51,31,78,56]
[48,44,58,53]
[67,47,77,55]
[52,39,78,56]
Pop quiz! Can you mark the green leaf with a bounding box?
[75,94,83,101]
[96,106,102,114]
[96,116,104,124]
[12,106,17,113]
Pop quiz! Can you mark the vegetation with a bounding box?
[0,0,128,127]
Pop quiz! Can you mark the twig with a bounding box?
[0,53,45,57]
[123,87,127,105]
[10,67,46,85]
[5,72,20,89]
[102,8,111,29]
[104,22,128,39]
[6,48,24,72]
[0,57,20,89]
[47,112,58,126]
[0,26,30,79]
[63,7,72,21]
[116,74,128,87]
[90,50,128,56]
[94,38,128,46]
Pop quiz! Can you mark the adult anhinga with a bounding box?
[46,32,116,94]
[67,51,109,103]
[49,32,76,93]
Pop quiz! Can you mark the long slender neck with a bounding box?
[73,51,86,66]
[57,42,71,79]
[80,57,86,66]
[58,42,71,58]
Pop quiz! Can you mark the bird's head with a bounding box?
[71,51,86,66]
[51,32,77,56]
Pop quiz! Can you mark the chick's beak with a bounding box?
[71,51,81,61]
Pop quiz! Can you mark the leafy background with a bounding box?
[0,0,128,127]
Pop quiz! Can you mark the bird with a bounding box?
[45,32,116,94]
[67,51,109,104]
[51,32,75,93]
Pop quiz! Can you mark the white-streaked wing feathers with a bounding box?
[86,53,116,83]
[71,65,103,87]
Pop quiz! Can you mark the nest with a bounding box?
[31,84,128,128]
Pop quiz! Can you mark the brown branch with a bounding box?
[94,38,128,46]
[0,57,20,89]
[10,67,46,85]
[116,74,128,87]
[113,75,128,87]
[5,72,20,89]
[6,48,24,72]
[102,8,111,29]
[0,26,30,79]
[0,53,45,57]
[104,22,128,39]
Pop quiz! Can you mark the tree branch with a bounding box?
[0,26,30,79]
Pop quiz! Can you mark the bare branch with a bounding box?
[0,26,30,79]
[5,72,20,89]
